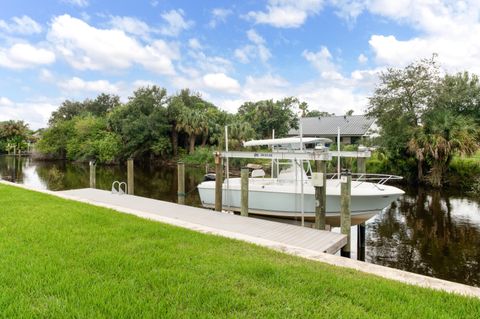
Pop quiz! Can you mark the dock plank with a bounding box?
[57,188,347,254]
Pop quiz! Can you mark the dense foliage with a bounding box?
[368,55,480,187]
[0,120,32,154]
[36,87,302,163]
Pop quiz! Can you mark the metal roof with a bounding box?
[288,115,376,136]
[243,137,332,147]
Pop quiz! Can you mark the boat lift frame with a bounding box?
[221,125,373,226]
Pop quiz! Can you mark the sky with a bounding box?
[1,0,480,129]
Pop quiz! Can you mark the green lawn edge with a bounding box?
[0,184,479,318]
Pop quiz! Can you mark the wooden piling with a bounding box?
[314,160,327,230]
[177,162,185,205]
[127,158,134,195]
[214,152,223,212]
[89,160,96,189]
[241,167,249,216]
[340,169,351,257]
[357,157,366,174]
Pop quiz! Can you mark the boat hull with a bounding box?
[197,178,404,226]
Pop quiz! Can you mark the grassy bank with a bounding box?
[0,184,479,318]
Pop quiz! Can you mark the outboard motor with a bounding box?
[204,173,216,181]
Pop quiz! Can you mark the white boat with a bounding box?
[197,137,405,226]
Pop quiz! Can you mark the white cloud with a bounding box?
[209,8,233,28]
[62,0,89,7]
[331,1,480,74]
[358,53,368,64]
[234,46,254,63]
[203,73,240,93]
[48,15,177,75]
[302,46,343,80]
[109,16,151,38]
[160,9,193,37]
[59,77,119,94]
[39,68,54,82]
[0,97,58,129]
[0,97,14,107]
[247,0,324,28]
[0,16,42,34]
[188,50,232,74]
[0,43,55,69]
[234,29,271,63]
[0,15,42,35]
[188,38,202,50]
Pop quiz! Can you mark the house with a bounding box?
[288,115,378,144]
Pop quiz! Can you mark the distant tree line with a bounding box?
[36,88,302,163]
[0,120,33,154]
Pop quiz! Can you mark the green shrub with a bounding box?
[447,156,480,188]
[181,147,215,165]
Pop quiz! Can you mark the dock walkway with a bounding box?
[57,188,347,254]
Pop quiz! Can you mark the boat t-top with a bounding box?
[197,136,404,226]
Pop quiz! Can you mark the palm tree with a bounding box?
[228,121,256,150]
[177,109,208,154]
[409,109,478,187]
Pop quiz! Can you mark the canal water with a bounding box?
[1,156,479,287]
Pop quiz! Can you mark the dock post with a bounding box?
[314,160,327,230]
[127,158,134,195]
[340,169,351,257]
[177,162,185,205]
[357,223,366,261]
[89,160,96,189]
[357,157,366,174]
[241,167,249,216]
[214,152,223,212]
[13,145,16,156]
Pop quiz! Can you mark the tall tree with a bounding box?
[435,72,480,123]
[238,97,299,138]
[0,120,30,153]
[108,86,169,159]
[367,55,440,179]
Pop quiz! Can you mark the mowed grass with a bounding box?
[0,185,479,318]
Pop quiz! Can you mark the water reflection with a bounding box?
[0,156,204,207]
[366,187,480,286]
[1,156,480,287]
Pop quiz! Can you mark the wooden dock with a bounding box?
[57,188,347,254]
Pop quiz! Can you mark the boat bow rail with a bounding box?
[327,173,403,191]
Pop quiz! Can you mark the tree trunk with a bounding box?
[189,135,196,154]
[201,133,208,147]
[417,159,423,182]
[429,161,444,188]
[171,126,178,156]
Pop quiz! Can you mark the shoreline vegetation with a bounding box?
[1,183,479,317]
[0,55,479,189]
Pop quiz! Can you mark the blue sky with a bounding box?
[0,0,478,129]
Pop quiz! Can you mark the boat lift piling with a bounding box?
[313,159,327,230]
[214,152,223,212]
[89,160,96,189]
[241,167,249,216]
[127,158,134,195]
[340,169,352,257]
[177,162,185,205]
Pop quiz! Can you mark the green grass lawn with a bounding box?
[0,184,479,318]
